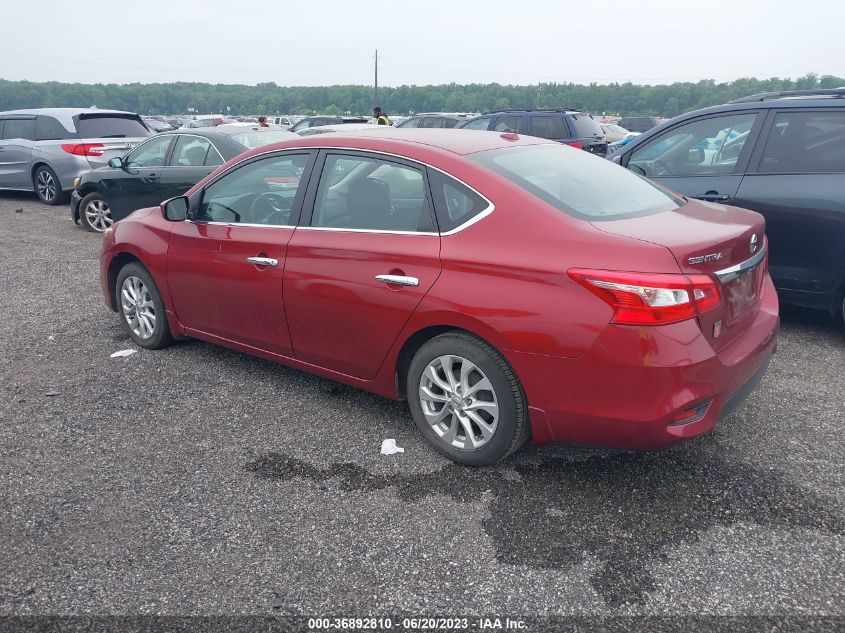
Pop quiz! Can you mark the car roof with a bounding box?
[0,107,141,129]
[233,128,550,162]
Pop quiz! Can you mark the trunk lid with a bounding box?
[591,198,767,349]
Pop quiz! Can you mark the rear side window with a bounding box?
[570,114,604,138]
[471,144,680,220]
[428,170,490,232]
[759,111,845,174]
[77,114,149,138]
[461,116,492,131]
[36,116,74,141]
[493,115,525,133]
[530,115,569,139]
[1,118,35,141]
[440,118,460,129]
[170,136,214,166]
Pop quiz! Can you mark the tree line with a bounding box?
[0,74,841,118]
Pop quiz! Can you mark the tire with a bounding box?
[33,165,68,205]
[115,262,174,350]
[79,192,113,233]
[407,332,529,466]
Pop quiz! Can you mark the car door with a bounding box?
[733,108,845,305]
[166,150,315,355]
[159,134,224,201]
[284,150,441,379]
[107,135,174,217]
[0,117,36,189]
[621,110,763,204]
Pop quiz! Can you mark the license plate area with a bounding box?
[722,260,764,325]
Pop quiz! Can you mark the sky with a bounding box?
[2,0,844,87]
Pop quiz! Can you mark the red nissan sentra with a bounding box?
[99,129,778,466]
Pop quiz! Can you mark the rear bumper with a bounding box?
[510,274,779,449]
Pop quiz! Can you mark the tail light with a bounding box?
[568,269,720,326]
[61,143,106,156]
[566,141,583,149]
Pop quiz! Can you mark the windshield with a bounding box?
[229,130,297,148]
[470,144,681,220]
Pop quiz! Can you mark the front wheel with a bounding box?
[115,263,174,350]
[79,192,114,232]
[407,332,529,466]
[33,165,68,205]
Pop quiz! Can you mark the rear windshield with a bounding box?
[469,144,681,220]
[570,114,604,138]
[229,130,297,148]
[77,114,150,138]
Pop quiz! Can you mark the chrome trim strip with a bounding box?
[375,274,419,286]
[297,226,438,237]
[187,220,295,229]
[714,243,767,283]
[205,145,495,236]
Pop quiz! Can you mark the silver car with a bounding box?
[0,108,150,205]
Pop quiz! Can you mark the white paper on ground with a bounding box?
[110,349,137,358]
[380,439,405,455]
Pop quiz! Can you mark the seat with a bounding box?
[346,178,392,229]
[185,146,207,166]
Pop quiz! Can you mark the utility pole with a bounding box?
[536,84,542,109]
[374,49,379,108]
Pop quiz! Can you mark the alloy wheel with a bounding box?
[84,199,113,232]
[418,354,499,450]
[120,276,156,340]
[36,170,56,202]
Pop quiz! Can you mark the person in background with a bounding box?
[373,107,390,126]
[258,116,269,127]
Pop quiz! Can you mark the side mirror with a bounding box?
[162,196,189,222]
[108,157,123,169]
[688,148,705,164]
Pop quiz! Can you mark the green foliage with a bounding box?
[0,74,841,117]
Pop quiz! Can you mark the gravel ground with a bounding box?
[0,194,843,627]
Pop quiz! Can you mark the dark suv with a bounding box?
[459,109,608,155]
[611,88,845,324]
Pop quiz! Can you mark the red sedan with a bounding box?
[100,129,778,465]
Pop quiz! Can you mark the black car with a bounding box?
[71,126,298,232]
[616,116,662,133]
[289,116,369,133]
[396,113,472,129]
[610,88,845,324]
[458,109,608,155]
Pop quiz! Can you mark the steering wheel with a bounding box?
[651,158,674,176]
[249,192,292,224]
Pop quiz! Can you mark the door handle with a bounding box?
[146,173,159,181]
[375,274,419,287]
[693,193,731,202]
[247,256,278,267]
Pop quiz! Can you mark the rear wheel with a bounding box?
[407,332,529,466]
[80,192,113,232]
[33,165,68,205]
[115,263,173,350]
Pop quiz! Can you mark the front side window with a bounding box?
[170,136,217,166]
[759,111,845,174]
[125,136,173,168]
[627,112,757,177]
[1,118,35,141]
[471,144,680,220]
[311,154,432,232]
[461,116,492,131]
[398,117,421,128]
[199,153,309,225]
